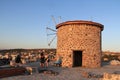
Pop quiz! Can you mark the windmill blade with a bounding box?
[58,16,62,23]
[46,27,56,32]
[51,15,57,25]
[47,33,56,36]
[48,35,56,46]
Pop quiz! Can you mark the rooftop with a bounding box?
[56,20,104,31]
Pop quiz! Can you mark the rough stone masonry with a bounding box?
[56,20,104,68]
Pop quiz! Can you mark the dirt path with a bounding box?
[0,62,120,80]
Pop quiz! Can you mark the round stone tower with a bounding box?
[56,20,104,68]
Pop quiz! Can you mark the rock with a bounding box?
[110,60,120,66]
[81,71,89,78]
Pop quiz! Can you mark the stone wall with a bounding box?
[101,73,120,80]
[56,20,104,68]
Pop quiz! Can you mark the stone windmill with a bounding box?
[56,20,104,68]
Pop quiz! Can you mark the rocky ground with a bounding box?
[0,61,120,80]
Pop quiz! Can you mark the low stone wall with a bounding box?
[101,73,120,80]
[0,67,26,78]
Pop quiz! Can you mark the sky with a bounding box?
[0,0,120,52]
